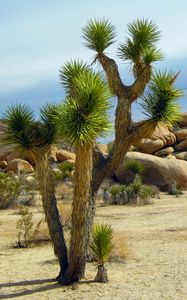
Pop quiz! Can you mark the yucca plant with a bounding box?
[82,19,116,55]
[140,71,182,127]
[2,103,68,276]
[90,224,113,282]
[56,66,111,283]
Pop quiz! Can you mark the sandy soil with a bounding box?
[0,193,187,300]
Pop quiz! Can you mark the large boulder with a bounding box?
[174,139,187,151]
[7,159,34,173]
[7,150,23,162]
[152,123,176,146]
[174,152,187,161]
[136,139,164,154]
[173,128,187,142]
[56,149,76,162]
[135,123,176,154]
[115,152,187,190]
[155,147,174,157]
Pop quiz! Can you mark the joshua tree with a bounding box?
[90,224,113,283]
[3,104,68,276]
[80,18,182,271]
[55,19,182,283]
[57,70,111,283]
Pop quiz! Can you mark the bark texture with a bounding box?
[37,157,68,277]
[95,265,108,283]
[59,144,93,284]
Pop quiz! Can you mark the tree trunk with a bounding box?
[59,144,93,284]
[37,158,69,277]
[95,265,108,283]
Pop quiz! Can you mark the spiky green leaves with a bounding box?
[82,19,116,54]
[3,103,58,151]
[57,71,111,145]
[90,224,113,265]
[118,19,163,66]
[140,71,183,127]
[3,104,34,149]
[59,60,90,95]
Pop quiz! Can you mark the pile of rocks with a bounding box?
[135,113,187,160]
[0,147,76,174]
[115,113,187,190]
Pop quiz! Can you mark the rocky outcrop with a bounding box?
[116,152,187,190]
[135,123,176,154]
[174,139,187,151]
[7,159,34,173]
[173,128,187,142]
[155,147,174,157]
[174,152,187,160]
[56,149,76,162]
[136,139,164,154]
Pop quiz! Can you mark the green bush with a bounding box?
[58,161,74,180]
[0,172,20,209]
[109,176,157,205]
[126,175,154,205]
[15,207,43,248]
[16,207,34,248]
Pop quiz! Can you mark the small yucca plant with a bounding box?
[90,224,113,282]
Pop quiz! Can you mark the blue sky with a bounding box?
[0,0,187,125]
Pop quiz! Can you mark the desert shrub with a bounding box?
[110,184,123,197]
[109,184,127,205]
[90,224,113,282]
[30,219,50,245]
[111,232,130,262]
[109,176,156,205]
[16,207,34,248]
[58,202,72,230]
[168,181,182,197]
[58,161,74,180]
[0,172,20,209]
[16,207,45,247]
[125,159,144,175]
[126,175,154,205]
[124,159,145,184]
[52,168,63,181]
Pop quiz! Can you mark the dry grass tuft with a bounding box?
[111,232,132,262]
[55,182,73,202]
[58,202,72,230]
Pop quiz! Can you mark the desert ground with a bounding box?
[0,193,187,300]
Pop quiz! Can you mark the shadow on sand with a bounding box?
[0,278,60,299]
[0,278,96,299]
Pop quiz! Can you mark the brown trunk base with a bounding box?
[57,273,79,285]
[95,265,108,283]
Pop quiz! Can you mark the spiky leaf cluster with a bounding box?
[57,71,111,145]
[2,103,58,153]
[59,60,90,95]
[118,19,163,67]
[140,71,183,127]
[90,224,113,265]
[82,19,116,54]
